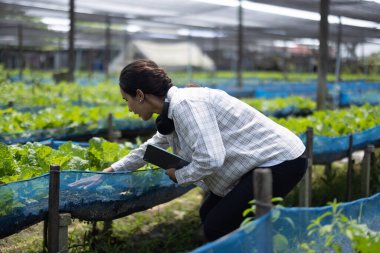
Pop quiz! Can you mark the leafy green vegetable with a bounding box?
[0,138,135,183]
[0,187,25,216]
[273,104,380,136]
[242,96,315,112]
[0,143,17,180]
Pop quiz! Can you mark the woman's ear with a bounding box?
[136,89,145,102]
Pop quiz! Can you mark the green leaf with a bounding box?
[63,156,90,171]
[240,217,254,228]
[319,224,333,236]
[271,208,281,223]
[242,208,253,217]
[284,217,295,230]
[0,142,17,179]
[274,234,288,253]
[102,141,120,162]
[271,197,283,203]
[0,187,24,216]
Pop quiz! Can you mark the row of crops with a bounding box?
[1,80,319,108]
[1,103,379,184]
[1,101,379,140]
[3,65,380,82]
[2,70,380,107]
[1,79,379,132]
[0,138,136,184]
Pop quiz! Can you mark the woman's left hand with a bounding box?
[165,168,177,183]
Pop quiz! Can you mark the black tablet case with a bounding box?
[143,144,190,170]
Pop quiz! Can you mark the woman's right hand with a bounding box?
[68,167,114,189]
[102,167,114,172]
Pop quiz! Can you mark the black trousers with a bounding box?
[199,155,307,241]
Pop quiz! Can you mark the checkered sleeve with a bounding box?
[111,132,169,171]
[174,99,226,185]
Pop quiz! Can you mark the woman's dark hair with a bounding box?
[119,59,173,97]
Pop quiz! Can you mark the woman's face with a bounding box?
[120,88,153,121]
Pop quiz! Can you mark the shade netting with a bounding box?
[301,124,380,164]
[191,192,380,253]
[0,170,193,239]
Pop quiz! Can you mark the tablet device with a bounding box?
[143,144,190,170]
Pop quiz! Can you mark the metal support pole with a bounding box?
[7,101,14,108]
[106,113,121,141]
[48,164,60,253]
[335,17,342,84]
[324,163,332,177]
[212,29,220,78]
[254,169,273,217]
[105,16,111,79]
[17,24,24,79]
[123,30,130,68]
[254,168,273,253]
[91,221,98,237]
[107,113,114,141]
[361,145,375,197]
[102,220,113,236]
[78,94,82,106]
[317,0,330,110]
[281,41,288,81]
[87,49,95,78]
[54,39,62,72]
[362,43,368,78]
[299,127,313,207]
[236,0,243,87]
[75,49,82,71]
[346,134,354,201]
[187,35,193,83]
[68,0,75,82]
[58,213,72,253]
[43,219,48,253]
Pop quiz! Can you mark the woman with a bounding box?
[74,59,307,241]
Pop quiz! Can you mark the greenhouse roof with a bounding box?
[0,0,379,49]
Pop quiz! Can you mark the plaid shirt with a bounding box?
[112,86,305,197]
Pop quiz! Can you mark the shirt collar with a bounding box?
[166,86,178,119]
